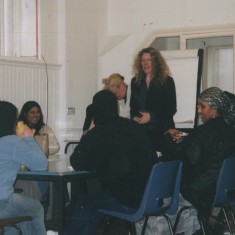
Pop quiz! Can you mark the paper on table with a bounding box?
[175,120,194,124]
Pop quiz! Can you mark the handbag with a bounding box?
[34,134,49,157]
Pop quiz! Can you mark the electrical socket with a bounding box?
[67,107,75,115]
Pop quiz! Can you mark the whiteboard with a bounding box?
[161,49,203,128]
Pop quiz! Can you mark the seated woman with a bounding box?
[15,101,60,215]
[164,87,235,233]
[18,101,60,155]
[65,90,157,235]
[0,101,48,235]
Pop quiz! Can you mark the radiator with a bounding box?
[0,57,60,123]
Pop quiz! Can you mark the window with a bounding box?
[0,0,38,57]
[151,36,180,51]
[149,31,234,93]
[187,36,233,92]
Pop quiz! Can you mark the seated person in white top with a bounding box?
[15,101,60,215]
[18,101,60,155]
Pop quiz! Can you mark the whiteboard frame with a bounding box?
[161,49,203,129]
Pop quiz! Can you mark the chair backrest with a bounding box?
[137,160,182,217]
[212,156,235,207]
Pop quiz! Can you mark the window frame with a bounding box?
[140,24,235,93]
[0,0,39,58]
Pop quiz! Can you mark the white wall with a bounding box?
[99,0,235,85]
[38,0,235,152]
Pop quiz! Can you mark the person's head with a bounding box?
[0,101,18,137]
[102,73,127,100]
[92,90,119,126]
[132,47,171,84]
[18,101,44,131]
[198,87,231,124]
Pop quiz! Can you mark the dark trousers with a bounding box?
[64,192,132,235]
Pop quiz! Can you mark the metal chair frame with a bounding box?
[0,216,32,235]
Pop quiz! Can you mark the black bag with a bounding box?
[95,216,131,235]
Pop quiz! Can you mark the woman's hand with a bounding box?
[89,120,95,130]
[17,124,35,138]
[165,129,185,142]
[133,112,150,124]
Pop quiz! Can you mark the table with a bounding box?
[17,154,96,235]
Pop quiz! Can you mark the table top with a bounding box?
[17,154,95,180]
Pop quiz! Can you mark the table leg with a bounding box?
[52,179,66,235]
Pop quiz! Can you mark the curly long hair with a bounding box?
[132,47,171,85]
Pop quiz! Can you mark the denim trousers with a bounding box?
[0,193,46,235]
[64,192,132,235]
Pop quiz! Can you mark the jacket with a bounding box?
[130,76,177,151]
[180,117,235,214]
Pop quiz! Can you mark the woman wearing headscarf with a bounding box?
[165,87,235,232]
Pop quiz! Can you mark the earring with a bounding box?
[213,113,216,119]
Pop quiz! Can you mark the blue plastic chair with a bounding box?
[173,156,235,235]
[210,156,235,234]
[97,160,183,235]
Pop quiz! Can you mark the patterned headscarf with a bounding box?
[199,87,235,128]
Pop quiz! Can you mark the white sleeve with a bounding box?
[40,125,60,155]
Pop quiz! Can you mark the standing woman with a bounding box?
[130,47,177,152]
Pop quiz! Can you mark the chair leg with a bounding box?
[129,222,137,235]
[162,214,174,235]
[222,207,234,235]
[173,206,192,233]
[140,216,149,235]
[0,225,23,235]
[229,205,235,227]
[198,218,206,235]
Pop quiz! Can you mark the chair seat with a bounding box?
[0,216,32,227]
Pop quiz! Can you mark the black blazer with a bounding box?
[130,76,177,151]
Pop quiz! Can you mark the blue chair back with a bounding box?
[98,160,182,223]
[138,160,182,217]
[212,156,235,207]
